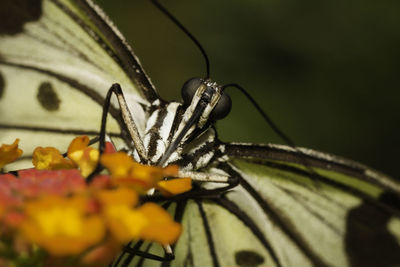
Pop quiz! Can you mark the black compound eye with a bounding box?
[181,77,204,106]
[211,92,232,120]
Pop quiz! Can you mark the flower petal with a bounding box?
[20,195,105,256]
[69,148,99,177]
[0,139,23,169]
[138,203,182,245]
[32,147,75,170]
[157,178,192,196]
[67,136,90,155]
[100,152,135,177]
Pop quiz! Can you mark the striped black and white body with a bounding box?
[141,100,218,170]
[1,1,400,267]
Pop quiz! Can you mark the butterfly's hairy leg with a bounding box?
[177,170,230,183]
[98,83,147,161]
[118,242,174,264]
[87,83,148,181]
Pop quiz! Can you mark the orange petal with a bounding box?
[0,139,23,169]
[163,165,179,176]
[96,187,138,207]
[157,178,192,197]
[69,148,99,177]
[104,206,148,243]
[67,136,90,155]
[32,147,75,170]
[111,177,153,194]
[100,152,135,177]
[138,203,182,245]
[20,195,105,256]
[97,188,146,243]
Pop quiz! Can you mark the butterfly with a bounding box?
[1,1,400,267]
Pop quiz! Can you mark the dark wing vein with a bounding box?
[196,200,220,267]
[67,0,159,102]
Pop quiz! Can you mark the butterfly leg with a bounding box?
[113,241,174,266]
[88,83,150,181]
[177,170,230,183]
[98,83,147,161]
[179,169,239,198]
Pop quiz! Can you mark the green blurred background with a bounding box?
[95,0,400,178]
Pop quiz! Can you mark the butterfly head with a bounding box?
[181,77,231,123]
[158,78,231,166]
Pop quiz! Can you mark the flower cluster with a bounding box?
[0,137,192,266]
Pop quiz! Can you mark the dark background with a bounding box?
[95,0,400,178]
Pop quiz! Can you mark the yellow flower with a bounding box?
[67,136,99,177]
[32,147,76,170]
[0,139,23,169]
[19,195,105,256]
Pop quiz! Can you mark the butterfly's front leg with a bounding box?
[99,83,147,162]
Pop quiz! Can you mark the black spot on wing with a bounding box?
[235,250,265,266]
[345,192,400,267]
[0,0,42,35]
[0,71,4,99]
[37,82,60,111]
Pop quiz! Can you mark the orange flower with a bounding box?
[32,147,75,170]
[157,178,192,197]
[96,187,147,243]
[100,152,134,177]
[96,187,181,245]
[100,152,181,194]
[19,195,105,256]
[138,203,182,245]
[67,136,99,177]
[0,139,23,169]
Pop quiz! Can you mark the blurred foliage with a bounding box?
[95,0,400,178]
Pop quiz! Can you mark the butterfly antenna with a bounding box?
[150,0,210,78]
[222,83,296,147]
[223,83,322,185]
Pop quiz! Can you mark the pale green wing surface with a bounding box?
[222,143,400,267]
[0,0,157,168]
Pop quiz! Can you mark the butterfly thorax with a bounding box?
[131,77,230,170]
[140,99,218,171]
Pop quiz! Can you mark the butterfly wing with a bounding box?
[209,143,400,267]
[116,143,400,267]
[0,0,157,169]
